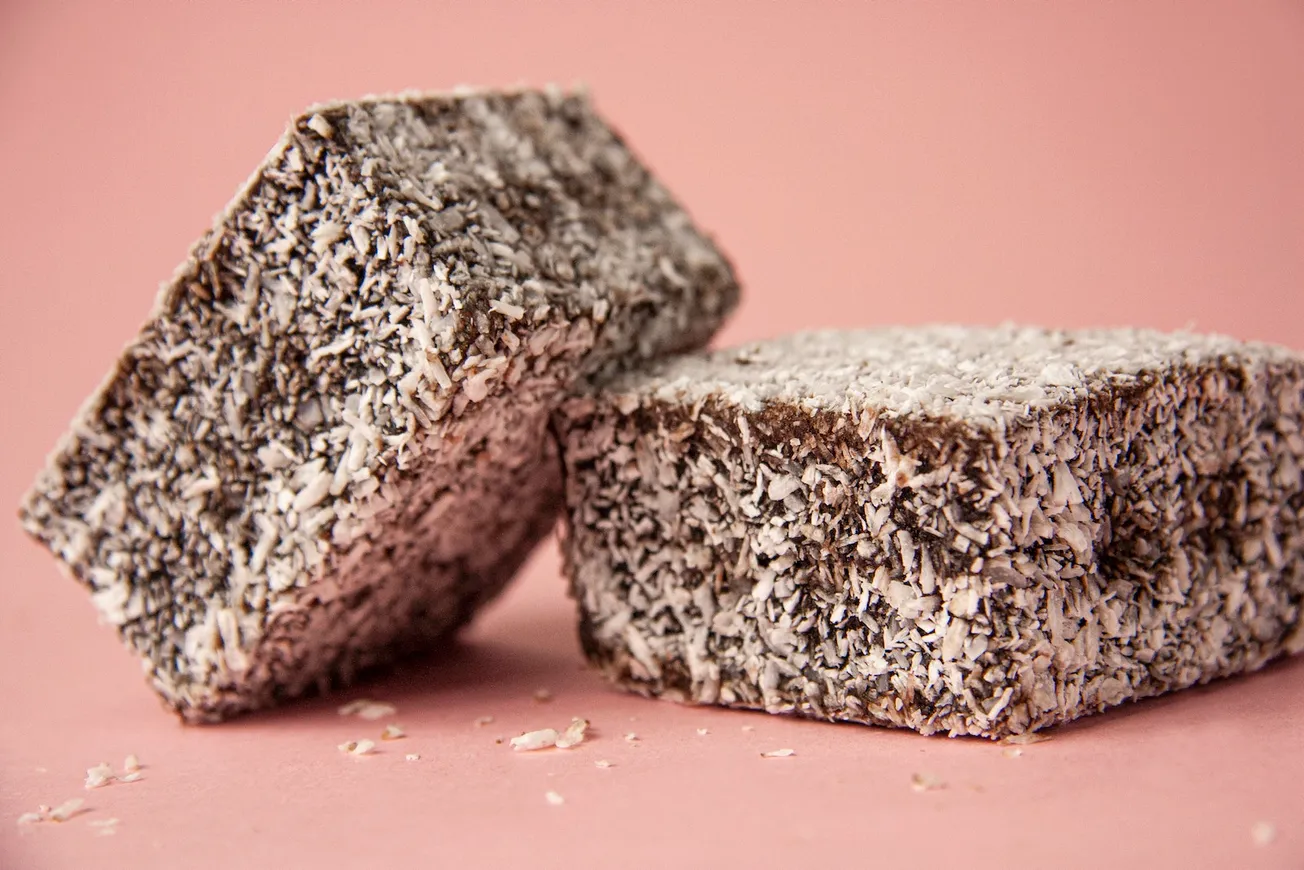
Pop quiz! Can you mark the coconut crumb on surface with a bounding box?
[623,732,639,743]
[696,728,710,736]
[380,724,406,740]
[123,754,142,773]
[405,753,421,762]
[910,772,946,793]
[338,700,397,721]
[594,760,613,769]
[544,790,565,806]
[510,728,559,751]
[338,739,376,756]
[89,818,120,836]
[1002,747,1023,758]
[741,725,755,732]
[1003,733,1052,745]
[760,748,795,758]
[555,718,589,749]
[119,772,144,783]
[1251,821,1276,846]
[84,763,115,790]
[17,812,44,825]
[48,799,86,822]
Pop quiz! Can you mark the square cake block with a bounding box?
[556,327,1304,737]
[20,88,737,721]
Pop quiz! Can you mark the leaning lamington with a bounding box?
[555,327,1304,737]
[20,88,738,721]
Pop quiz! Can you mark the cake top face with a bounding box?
[590,326,1299,425]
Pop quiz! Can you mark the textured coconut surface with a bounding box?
[4,4,1303,870]
[557,327,1304,737]
[18,87,738,721]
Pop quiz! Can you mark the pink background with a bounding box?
[2,2,1302,868]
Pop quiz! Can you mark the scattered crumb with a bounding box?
[16,812,44,825]
[910,772,946,793]
[123,754,142,773]
[697,728,710,736]
[1002,747,1023,758]
[84,763,115,790]
[338,739,376,756]
[533,688,553,703]
[405,753,421,762]
[510,728,559,752]
[119,772,144,783]
[594,760,613,769]
[761,748,795,758]
[338,699,396,721]
[544,790,565,806]
[624,732,639,743]
[555,718,589,750]
[1251,821,1276,847]
[741,725,755,732]
[48,799,86,822]
[381,724,406,741]
[474,715,495,727]
[1002,733,1051,746]
[89,818,120,837]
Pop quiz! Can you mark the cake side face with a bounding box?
[20,89,738,720]
[555,327,1304,737]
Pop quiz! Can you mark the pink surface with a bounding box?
[2,2,1303,868]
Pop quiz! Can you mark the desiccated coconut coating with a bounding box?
[20,88,738,721]
[555,327,1304,738]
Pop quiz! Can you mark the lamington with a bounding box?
[555,326,1304,737]
[20,88,738,721]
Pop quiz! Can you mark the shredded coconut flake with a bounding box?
[594,760,613,769]
[84,763,115,790]
[623,732,639,743]
[555,717,589,749]
[544,790,565,806]
[338,699,396,720]
[696,728,710,736]
[1002,732,1051,745]
[17,812,44,825]
[123,754,142,773]
[761,748,795,758]
[48,799,85,822]
[381,724,406,740]
[1251,821,1276,846]
[1001,747,1023,758]
[405,753,421,762]
[510,728,559,751]
[338,739,376,756]
[910,772,945,792]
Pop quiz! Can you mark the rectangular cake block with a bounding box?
[555,327,1304,737]
[19,88,737,721]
